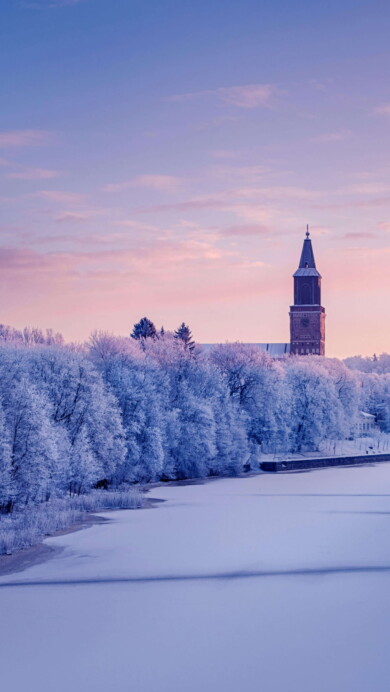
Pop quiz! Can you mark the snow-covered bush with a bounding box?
[0,489,144,555]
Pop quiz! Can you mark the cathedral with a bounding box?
[256,227,326,357]
[289,228,325,355]
[205,228,326,357]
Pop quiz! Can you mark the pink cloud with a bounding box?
[34,190,86,204]
[220,224,273,237]
[374,104,390,116]
[236,186,321,200]
[341,232,377,240]
[103,174,181,193]
[169,83,277,108]
[210,165,269,184]
[139,185,319,216]
[138,197,227,213]
[116,219,162,233]
[210,149,242,160]
[55,212,94,223]
[0,130,52,148]
[8,167,63,180]
[343,183,390,195]
[312,130,352,143]
[313,197,390,210]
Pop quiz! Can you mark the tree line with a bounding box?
[0,318,389,513]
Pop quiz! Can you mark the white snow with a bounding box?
[2,464,390,691]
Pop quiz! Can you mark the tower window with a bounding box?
[301,283,311,304]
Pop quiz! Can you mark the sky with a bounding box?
[1,0,390,357]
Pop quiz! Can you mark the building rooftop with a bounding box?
[201,343,291,358]
[293,267,321,277]
[294,228,322,278]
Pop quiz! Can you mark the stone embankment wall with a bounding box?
[260,454,390,473]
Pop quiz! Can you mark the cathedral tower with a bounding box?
[289,227,325,355]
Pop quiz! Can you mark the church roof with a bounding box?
[293,228,321,278]
[293,267,321,277]
[201,343,290,358]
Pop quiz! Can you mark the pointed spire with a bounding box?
[299,225,316,268]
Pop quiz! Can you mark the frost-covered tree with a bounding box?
[0,403,12,510]
[1,376,59,506]
[286,359,342,452]
[0,324,23,343]
[357,372,390,432]
[345,353,390,375]
[26,346,126,488]
[67,426,100,495]
[208,343,290,463]
[170,385,216,479]
[102,356,166,482]
[0,319,388,511]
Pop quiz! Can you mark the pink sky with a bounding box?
[1,0,390,358]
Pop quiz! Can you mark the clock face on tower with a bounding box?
[301,317,310,328]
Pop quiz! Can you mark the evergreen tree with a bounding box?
[131,317,157,341]
[174,322,195,352]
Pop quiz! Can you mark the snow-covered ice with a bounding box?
[2,463,390,692]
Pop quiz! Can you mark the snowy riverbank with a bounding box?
[0,488,143,557]
[2,462,390,691]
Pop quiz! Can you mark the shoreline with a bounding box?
[0,458,380,579]
[0,513,108,578]
[0,477,243,578]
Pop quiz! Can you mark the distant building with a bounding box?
[355,411,377,436]
[203,228,326,357]
[202,343,290,359]
[290,228,326,355]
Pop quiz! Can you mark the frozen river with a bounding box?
[2,463,390,692]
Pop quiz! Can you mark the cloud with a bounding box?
[312,130,352,143]
[169,84,277,109]
[103,174,181,193]
[341,232,376,240]
[34,190,86,204]
[374,104,390,116]
[210,150,242,160]
[236,186,321,200]
[138,197,226,214]
[343,183,390,196]
[378,222,390,232]
[308,78,334,92]
[116,219,162,233]
[0,235,226,283]
[138,185,319,216]
[220,224,273,237]
[312,197,390,211]
[55,211,94,223]
[210,165,269,185]
[8,167,63,180]
[0,130,52,148]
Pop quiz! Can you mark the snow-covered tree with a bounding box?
[0,403,12,510]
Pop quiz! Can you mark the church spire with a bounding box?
[290,226,326,356]
[298,225,316,269]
